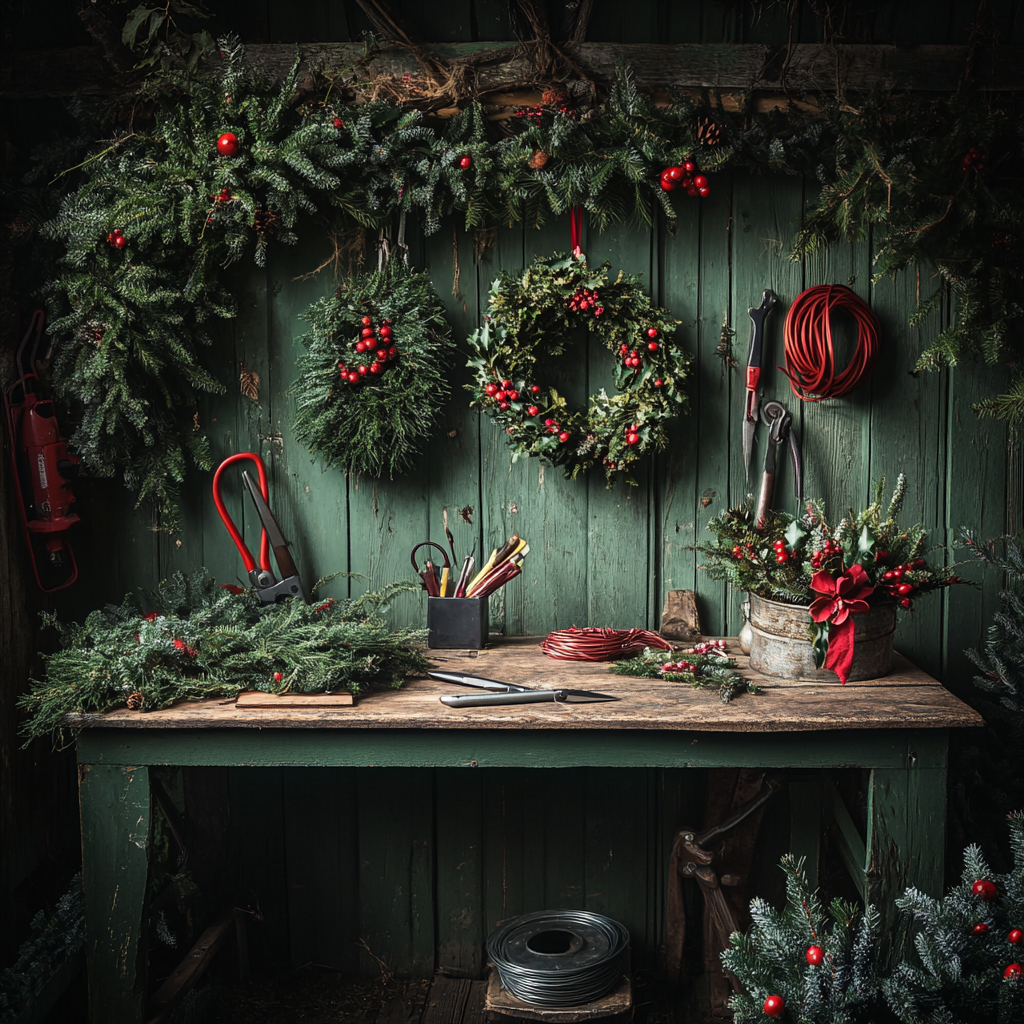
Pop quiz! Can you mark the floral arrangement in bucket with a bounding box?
[697,475,964,682]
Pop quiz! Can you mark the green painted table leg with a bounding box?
[79,763,151,1024]
[866,730,947,960]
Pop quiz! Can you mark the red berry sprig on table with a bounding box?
[217,132,239,156]
[338,316,398,384]
[106,228,127,249]
[659,159,710,198]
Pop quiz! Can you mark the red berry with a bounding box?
[626,431,640,445]
[362,316,372,326]
[776,553,788,563]
[217,132,239,156]
[973,879,998,901]
[369,362,381,375]
[682,160,696,172]
[732,546,743,559]
[365,337,377,350]
[501,380,512,389]
[621,344,629,354]
[660,178,675,191]
[495,390,507,401]
[665,166,683,181]
[347,372,359,383]
[113,235,127,249]
[900,598,911,608]
[527,406,539,416]
[974,922,991,935]
[897,583,913,596]
[508,390,519,401]
[544,419,554,427]
[388,346,397,358]
[648,341,659,352]
[654,378,663,387]
[1004,964,1022,978]
[485,383,498,396]
[356,341,366,353]
[1009,929,1023,945]
[361,327,375,338]
[693,174,708,189]
[273,672,283,682]
[647,327,659,338]
[806,945,824,965]
[698,186,710,197]
[763,995,785,1018]
[333,118,343,128]
[358,365,368,375]
[530,385,540,393]
[558,431,570,442]
[459,155,472,169]
[499,401,510,410]
[380,325,392,338]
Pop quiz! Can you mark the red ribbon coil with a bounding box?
[541,626,673,661]
[780,285,880,402]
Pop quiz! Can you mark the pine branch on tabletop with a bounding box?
[721,854,890,1024]
[884,812,1024,1024]
[17,569,430,747]
[609,639,756,703]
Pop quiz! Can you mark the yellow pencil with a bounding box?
[466,547,498,594]
[440,566,450,597]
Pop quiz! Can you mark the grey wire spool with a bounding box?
[486,910,630,1007]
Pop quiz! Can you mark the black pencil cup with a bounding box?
[427,596,488,649]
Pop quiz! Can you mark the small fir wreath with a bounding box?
[466,252,691,481]
[292,262,453,477]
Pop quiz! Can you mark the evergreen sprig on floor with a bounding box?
[17,569,430,746]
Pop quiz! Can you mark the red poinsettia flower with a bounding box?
[809,564,875,625]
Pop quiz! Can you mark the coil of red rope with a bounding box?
[541,627,673,661]
[780,284,881,402]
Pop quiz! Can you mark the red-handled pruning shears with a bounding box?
[742,290,778,483]
[213,452,307,604]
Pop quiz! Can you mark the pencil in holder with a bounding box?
[427,596,488,649]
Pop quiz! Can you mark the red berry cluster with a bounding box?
[961,145,986,172]
[513,103,577,124]
[332,117,344,129]
[620,327,661,371]
[810,538,842,569]
[687,639,727,656]
[661,658,696,673]
[485,378,520,410]
[213,187,233,204]
[660,160,710,197]
[567,287,603,315]
[773,538,790,564]
[337,315,398,384]
[881,558,925,607]
[106,228,127,249]
[624,423,640,446]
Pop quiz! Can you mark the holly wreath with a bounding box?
[291,261,453,477]
[466,252,692,481]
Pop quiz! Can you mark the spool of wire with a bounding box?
[487,910,630,1007]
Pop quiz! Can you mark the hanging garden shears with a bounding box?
[213,453,308,604]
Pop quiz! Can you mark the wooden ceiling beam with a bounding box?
[2,41,1021,101]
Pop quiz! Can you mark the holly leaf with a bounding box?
[808,620,830,669]
[785,519,809,550]
[856,524,876,566]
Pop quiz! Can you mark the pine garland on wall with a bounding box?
[32,36,1024,525]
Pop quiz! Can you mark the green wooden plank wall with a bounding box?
[23,0,1018,980]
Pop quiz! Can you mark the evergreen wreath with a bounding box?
[465,252,691,482]
[17,568,431,747]
[291,260,453,477]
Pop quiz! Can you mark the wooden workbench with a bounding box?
[72,637,981,1024]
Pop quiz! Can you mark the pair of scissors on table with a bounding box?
[411,541,451,597]
[428,671,619,708]
[213,453,307,604]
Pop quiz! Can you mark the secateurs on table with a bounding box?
[428,671,618,708]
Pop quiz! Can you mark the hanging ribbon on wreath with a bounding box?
[291,224,453,478]
[465,252,693,482]
[570,205,584,257]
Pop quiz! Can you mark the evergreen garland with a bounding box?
[17,568,431,746]
[33,38,1024,522]
[291,260,453,477]
[609,639,756,703]
[465,252,691,482]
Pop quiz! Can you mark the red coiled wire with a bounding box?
[780,285,881,402]
[541,627,673,661]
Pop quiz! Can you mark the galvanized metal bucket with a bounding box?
[747,593,896,682]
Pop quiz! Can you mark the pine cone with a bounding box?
[529,150,550,170]
[696,116,722,147]
[126,692,144,710]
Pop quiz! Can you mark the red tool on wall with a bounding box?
[2,311,81,592]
